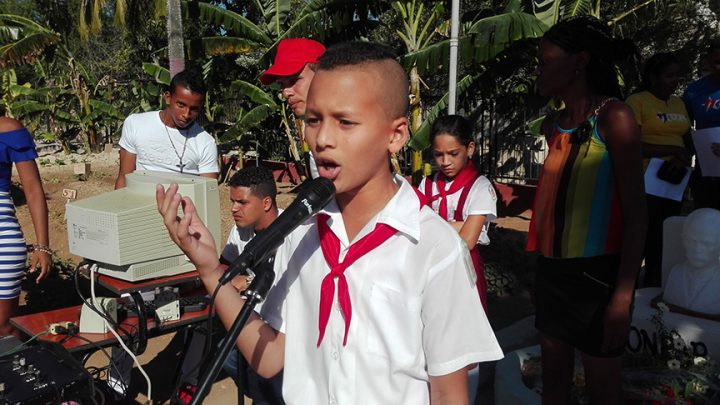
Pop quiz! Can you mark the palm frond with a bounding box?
[504,0,524,13]
[221,104,275,141]
[230,80,278,107]
[531,0,560,27]
[562,0,596,19]
[10,99,51,117]
[186,37,259,58]
[188,2,273,46]
[0,32,61,68]
[88,99,125,121]
[0,14,60,68]
[408,74,477,150]
[467,11,547,62]
[403,11,545,76]
[402,36,473,75]
[265,0,291,36]
[142,63,171,85]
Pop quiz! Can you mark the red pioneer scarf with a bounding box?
[316,214,397,346]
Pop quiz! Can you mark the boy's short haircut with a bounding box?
[317,41,409,118]
[168,65,207,95]
[228,166,277,201]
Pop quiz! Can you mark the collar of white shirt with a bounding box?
[316,174,422,247]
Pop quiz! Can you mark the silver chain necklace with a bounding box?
[161,111,189,173]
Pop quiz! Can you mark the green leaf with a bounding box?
[403,11,545,76]
[230,80,278,107]
[408,74,477,150]
[0,30,60,68]
[531,0,560,27]
[503,0,524,13]
[187,2,273,46]
[563,0,596,19]
[88,99,125,120]
[142,63,171,85]
[526,115,546,137]
[186,37,259,58]
[467,11,547,62]
[222,104,275,141]
[55,110,77,122]
[10,99,50,116]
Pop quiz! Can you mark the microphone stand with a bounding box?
[189,256,276,405]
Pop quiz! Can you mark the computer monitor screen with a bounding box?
[66,171,221,282]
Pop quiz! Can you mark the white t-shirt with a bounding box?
[221,208,285,263]
[419,174,497,245]
[221,225,255,263]
[119,111,218,175]
[261,176,503,405]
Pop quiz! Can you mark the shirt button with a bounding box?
[331,349,339,360]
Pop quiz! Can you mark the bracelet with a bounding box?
[29,244,53,255]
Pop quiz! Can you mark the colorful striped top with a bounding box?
[527,116,623,258]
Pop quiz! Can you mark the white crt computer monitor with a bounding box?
[66,170,221,282]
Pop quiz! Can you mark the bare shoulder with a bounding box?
[598,100,636,124]
[597,100,638,143]
[0,117,24,133]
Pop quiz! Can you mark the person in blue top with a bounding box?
[0,116,51,338]
[683,41,720,210]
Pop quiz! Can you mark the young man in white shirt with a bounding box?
[114,67,218,189]
[109,67,219,398]
[158,41,502,404]
[259,38,325,179]
[219,166,284,404]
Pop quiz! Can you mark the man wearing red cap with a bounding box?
[260,38,325,179]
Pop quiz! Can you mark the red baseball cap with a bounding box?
[259,38,326,85]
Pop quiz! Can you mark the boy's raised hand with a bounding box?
[156,183,220,275]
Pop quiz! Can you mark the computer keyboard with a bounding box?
[118,295,208,317]
[180,295,208,312]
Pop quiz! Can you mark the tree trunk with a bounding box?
[167,0,185,77]
[409,66,423,176]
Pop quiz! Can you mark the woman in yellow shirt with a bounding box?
[626,53,691,287]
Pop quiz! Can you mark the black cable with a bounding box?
[69,334,127,400]
[128,292,148,355]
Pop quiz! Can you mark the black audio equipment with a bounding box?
[0,338,93,404]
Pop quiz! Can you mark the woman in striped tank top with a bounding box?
[0,116,51,337]
[528,17,647,404]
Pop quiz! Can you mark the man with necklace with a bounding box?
[108,67,218,399]
[114,67,218,189]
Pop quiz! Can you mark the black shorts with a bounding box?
[534,254,624,357]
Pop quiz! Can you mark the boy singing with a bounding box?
[157,41,502,404]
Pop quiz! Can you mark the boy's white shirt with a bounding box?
[259,175,503,405]
[419,174,497,245]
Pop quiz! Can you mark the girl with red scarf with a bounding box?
[419,115,497,308]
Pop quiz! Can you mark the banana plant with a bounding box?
[402,0,547,155]
[0,14,60,68]
[179,1,390,175]
[393,0,444,174]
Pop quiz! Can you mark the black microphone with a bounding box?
[218,177,335,286]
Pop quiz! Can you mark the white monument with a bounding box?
[663,208,720,315]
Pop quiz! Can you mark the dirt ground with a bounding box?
[13,150,533,404]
